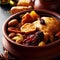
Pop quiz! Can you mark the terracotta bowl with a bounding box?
[2,9,60,60]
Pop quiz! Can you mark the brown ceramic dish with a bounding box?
[2,9,60,60]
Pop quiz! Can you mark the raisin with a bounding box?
[40,19,45,25]
[23,34,36,46]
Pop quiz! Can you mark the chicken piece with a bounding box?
[33,17,60,41]
[40,17,60,34]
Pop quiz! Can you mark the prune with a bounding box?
[35,31,44,44]
[23,31,44,46]
[40,19,45,25]
[35,31,44,39]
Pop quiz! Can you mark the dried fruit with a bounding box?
[20,23,36,34]
[38,41,46,46]
[30,10,40,20]
[8,27,21,33]
[23,31,44,46]
[35,31,44,41]
[23,34,36,46]
[21,12,33,25]
[8,33,15,38]
[8,19,18,27]
[40,19,45,25]
[12,33,23,43]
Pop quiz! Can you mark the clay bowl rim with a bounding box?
[2,9,60,48]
